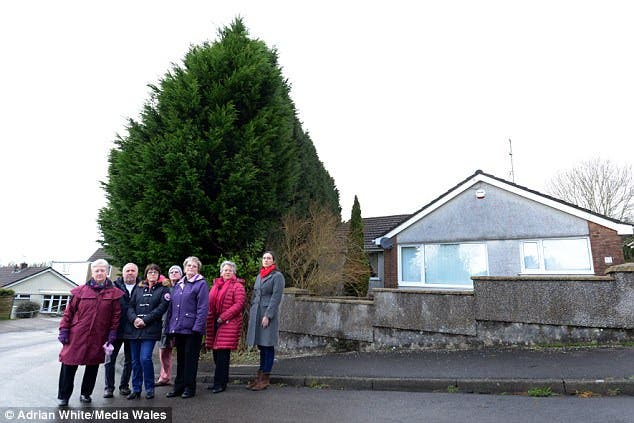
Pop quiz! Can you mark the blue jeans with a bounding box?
[258,345,275,373]
[129,339,156,394]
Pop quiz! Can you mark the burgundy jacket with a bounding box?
[205,276,246,350]
[59,283,123,365]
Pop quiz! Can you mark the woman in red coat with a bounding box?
[57,259,124,407]
[205,260,246,393]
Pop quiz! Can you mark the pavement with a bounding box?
[199,346,634,396]
[4,316,633,396]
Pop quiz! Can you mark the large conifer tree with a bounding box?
[98,19,339,269]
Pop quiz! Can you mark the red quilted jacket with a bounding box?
[205,276,246,350]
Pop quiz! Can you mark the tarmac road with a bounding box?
[0,317,632,423]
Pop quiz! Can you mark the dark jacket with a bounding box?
[165,274,209,335]
[113,276,140,338]
[123,280,171,340]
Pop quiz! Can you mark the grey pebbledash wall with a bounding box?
[277,264,634,352]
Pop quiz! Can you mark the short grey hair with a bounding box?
[219,260,237,275]
[122,262,138,273]
[183,256,202,271]
[91,259,110,270]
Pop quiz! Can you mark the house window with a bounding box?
[399,243,488,288]
[520,238,593,274]
[368,252,380,280]
[41,295,70,314]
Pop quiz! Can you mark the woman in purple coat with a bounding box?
[57,259,123,407]
[164,256,209,398]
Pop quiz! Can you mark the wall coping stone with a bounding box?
[472,275,613,282]
[605,263,634,274]
[284,288,310,296]
[292,296,373,305]
[373,288,473,296]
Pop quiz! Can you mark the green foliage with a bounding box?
[343,196,370,296]
[527,387,553,397]
[447,385,459,393]
[308,380,330,389]
[98,18,339,270]
[291,122,340,219]
[15,301,40,318]
[0,289,15,297]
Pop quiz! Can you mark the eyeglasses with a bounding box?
[147,270,158,275]
[169,270,181,274]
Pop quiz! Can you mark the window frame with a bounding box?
[398,241,488,289]
[519,237,594,275]
[40,294,71,314]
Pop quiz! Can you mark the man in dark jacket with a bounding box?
[103,262,139,398]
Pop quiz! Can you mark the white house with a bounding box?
[0,264,77,315]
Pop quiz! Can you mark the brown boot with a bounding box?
[246,370,262,390]
[251,373,270,391]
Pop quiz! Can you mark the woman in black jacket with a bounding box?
[124,263,170,399]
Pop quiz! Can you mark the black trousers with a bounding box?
[104,338,132,390]
[212,349,231,388]
[58,363,99,400]
[173,333,202,394]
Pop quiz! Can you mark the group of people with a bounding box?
[56,251,285,407]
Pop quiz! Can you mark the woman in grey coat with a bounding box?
[246,251,285,391]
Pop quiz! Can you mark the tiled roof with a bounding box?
[0,266,49,288]
[87,248,111,262]
[362,215,411,249]
[339,214,411,250]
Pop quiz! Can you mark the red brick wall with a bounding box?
[383,236,398,288]
[588,221,625,275]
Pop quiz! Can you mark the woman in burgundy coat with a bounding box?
[57,259,123,407]
[205,260,246,393]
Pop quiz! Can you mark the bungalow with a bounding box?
[367,170,633,289]
[0,264,77,314]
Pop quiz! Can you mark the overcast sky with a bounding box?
[1,0,633,265]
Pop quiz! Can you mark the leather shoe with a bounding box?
[57,399,69,407]
[146,392,155,399]
[79,395,91,403]
[181,391,195,399]
[127,392,141,400]
[155,380,171,386]
[209,385,226,394]
[166,391,182,398]
[103,388,114,398]
[119,387,131,396]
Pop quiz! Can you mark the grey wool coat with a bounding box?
[246,270,285,347]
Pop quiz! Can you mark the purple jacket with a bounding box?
[164,274,209,335]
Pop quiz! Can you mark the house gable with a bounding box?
[397,182,590,244]
[3,267,77,294]
[376,170,633,244]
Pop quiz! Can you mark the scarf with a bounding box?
[87,278,112,291]
[212,277,234,314]
[259,264,276,280]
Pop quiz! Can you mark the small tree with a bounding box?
[279,204,342,295]
[547,158,633,222]
[342,196,370,297]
